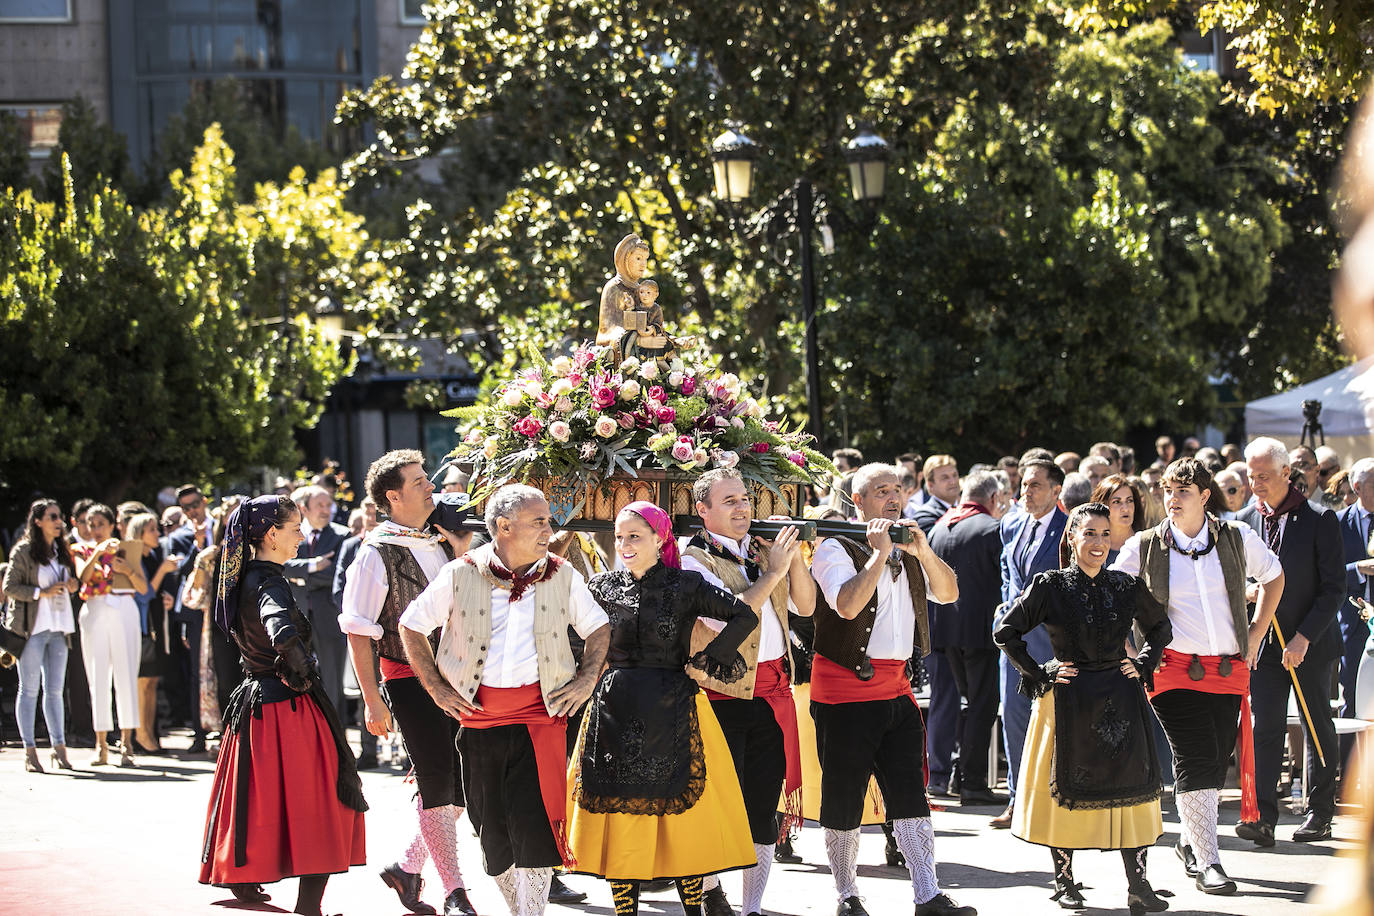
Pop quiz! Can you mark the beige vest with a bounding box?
[433,560,580,715]
[683,542,793,699]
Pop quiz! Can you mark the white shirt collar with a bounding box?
[1169,520,1209,551]
[1028,505,1055,524]
[705,529,749,559]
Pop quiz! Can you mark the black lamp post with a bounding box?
[710,124,888,444]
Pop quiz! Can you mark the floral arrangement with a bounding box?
[445,341,832,497]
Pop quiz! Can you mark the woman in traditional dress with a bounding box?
[569,501,758,916]
[198,495,367,915]
[994,502,1172,914]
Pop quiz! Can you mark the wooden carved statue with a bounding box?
[597,233,672,361]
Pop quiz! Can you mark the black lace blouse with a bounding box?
[994,567,1172,698]
[590,563,758,672]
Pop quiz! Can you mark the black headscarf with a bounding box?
[213,495,288,635]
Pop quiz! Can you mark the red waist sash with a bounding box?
[460,684,573,866]
[705,659,803,840]
[1148,647,1257,823]
[810,656,915,705]
[379,658,415,682]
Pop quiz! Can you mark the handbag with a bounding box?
[0,602,26,658]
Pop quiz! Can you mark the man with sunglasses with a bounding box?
[1214,467,1249,520]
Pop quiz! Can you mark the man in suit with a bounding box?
[167,484,215,752]
[1337,458,1374,722]
[992,458,1067,829]
[928,469,1007,808]
[285,484,347,713]
[912,456,961,798]
[1235,437,1345,845]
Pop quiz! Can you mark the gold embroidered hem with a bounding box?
[573,699,706,815]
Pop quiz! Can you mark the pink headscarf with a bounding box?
[618,500,680,569]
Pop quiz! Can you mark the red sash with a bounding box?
[379,658,416,682]
[1148,647,1258,823]
[460,684,574,866]
[810,656,915,705]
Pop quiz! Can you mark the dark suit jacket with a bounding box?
[999,506,1069,606]
[286,521,351,621]
[1338,504,1372,601]
[1236,499,1345,663]
[912,498,951,536]
[928,510,1001,650]
[332,533,363,612]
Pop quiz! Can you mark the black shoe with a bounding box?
[1050,879,1085,909]
[837,896,870,916]
[187,734,207,754]
[927,780,955,798]
[1292,812,1333,843]
[444,887,477,916]
[959,788,1008,807]
[228,883,270,903]
[356,752,380,770]
[548,875,587,904]
[1235,820,1275,847]
[380,863,437,915]
[884,835,906,868]
[1126,882,1168,915]
[703,885,736,916]
[775,837,803,864]
[1173,840,1198,878]
[641,879,675,892]
[914,892,977,915]
[1195,863,1236,895]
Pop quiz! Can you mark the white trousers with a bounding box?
[80,594,141,732]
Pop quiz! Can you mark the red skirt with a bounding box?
[199,696,366,885]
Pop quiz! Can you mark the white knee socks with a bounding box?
[495,866,519,915]
[417,801,466,893]
[823,827,861,901]
[400,794,429,873]
[516,866,552,916]
[892,817,940,904]
[1177,788,1221,868]
[741,843,773,915]
[702,874,720,892]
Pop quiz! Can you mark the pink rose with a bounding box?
[671,441,695,462]
[656,406,676,424]
[678,435,693,444]
[513,415,544,438]
[680,376,697,395]
[787,451,805,466]
[549,420,571,442]
[595,416,618,438]
[591,386,616,410]
[750,442,771,454]
[647,385,666,402]
[554,396,575,413]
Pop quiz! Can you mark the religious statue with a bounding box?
[597,233,676,362]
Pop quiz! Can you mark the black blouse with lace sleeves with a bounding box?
[994,567,1171,698]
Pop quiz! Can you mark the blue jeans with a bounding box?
[17,630,68,748]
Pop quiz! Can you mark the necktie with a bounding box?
[1018,520,1041,577]
[308,530,319,554]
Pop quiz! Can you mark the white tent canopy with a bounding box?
[1244,358,1374,462]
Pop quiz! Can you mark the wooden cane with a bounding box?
[1269,620,1327,767]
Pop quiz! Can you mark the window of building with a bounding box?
[400,0,426,26]
[1,104,63,157]
[0,0,71,21]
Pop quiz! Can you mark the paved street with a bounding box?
[0,728,1356,915]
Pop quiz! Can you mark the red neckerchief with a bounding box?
[467,551,563,602]
[1255,483,1306,551]
[937,500,991,528]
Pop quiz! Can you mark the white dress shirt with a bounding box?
[32,557,75,636]
[400,561,608,688]
[811,537,927,660]
[338,522,451,638]
[682,530,795,663]
[1112,521,1282,657]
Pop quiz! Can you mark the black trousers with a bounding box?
[457,723,560,875]
[384,676,465,808]
[1251,653,1339,823]
[65,607,95,741]
[812,696,930,830]
[1150,689,1241,792]
[711,696,786,845]
[944,646,1001,791]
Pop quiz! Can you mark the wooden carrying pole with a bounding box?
[1269,621,1326,767]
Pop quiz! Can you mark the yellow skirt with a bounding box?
[567,693,756,880]
[793,683,887,824]
[1012,693,1162,849]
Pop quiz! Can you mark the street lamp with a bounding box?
[710,124,888,443]
[313,294,346,342]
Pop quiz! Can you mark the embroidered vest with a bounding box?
[433,560,580,714]
[1137,518,1250,658]
[374,543,440,663]
[682,541,793,699]
[812,537,930,676]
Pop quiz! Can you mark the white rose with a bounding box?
[658,423,676,435]
[669,358,685,373]
[496,415,510,430]
[501,387,524,408]
[619,356,641,374]
[549,421,571,443]
[619,380,641,400]
[595,416,618,438]
[731,416,746,428]
[483,436,500,459]
[550,355,573,376]
[550,378,573,398]
[718,372,740,396]
[693,448,709,466]
[555,396,575,413]
[715,449,740,469]
[668,371,684,388]
[639,360,660,380]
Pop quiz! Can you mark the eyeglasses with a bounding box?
[41,512,62,521]
[179,496,205,510]
[1223,487,1240,495]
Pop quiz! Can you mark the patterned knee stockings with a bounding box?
[1176,787,1221,868]
[741,844,773,915]
[892,817,940,905]
[823,827,861,901]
